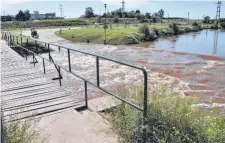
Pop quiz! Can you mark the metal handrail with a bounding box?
[2,32,148,142]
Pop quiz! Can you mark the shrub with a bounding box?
[108,85,225,143]
[184,27,191,32]
[221,22,225,29]
[2,120,44,143]
[169,23,179,34]
[138,24,150,40]
[192,22,199,27]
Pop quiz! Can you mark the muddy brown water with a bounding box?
[18,29,225,108]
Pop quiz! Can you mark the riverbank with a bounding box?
[55,24,203,45]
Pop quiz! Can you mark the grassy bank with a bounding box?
[1,19,89,29]
[107,85,225,143]
[56,24,201,45]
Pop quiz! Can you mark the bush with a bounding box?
[2,120,44,143]
[138,24,150,40]
[169,23,179,34]
[184,27,191,32]
[221,22,225,29]
[108,85,225,143]
[192,22,199,27]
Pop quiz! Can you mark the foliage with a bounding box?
[15,10,30,21]
[145,12,151,19]
[97,16,101,23]
[221,22,225,29]
[169,23,179,34]
[135,10,140,14]
[158,9,164,19]
[2,120,43,143]
[203,16,210,23]
[138,24,150,39]
[192,21,199,27]
[84,7,95,18]
[108,85,225,143]
[1,19,88,29]
[113,17,119,23]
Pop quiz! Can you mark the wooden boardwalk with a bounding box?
[1,40,83,121]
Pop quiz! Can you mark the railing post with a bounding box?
[96,57,100,86]
[43,59,46,74]
[58,66,62,86]
[48,44,50,61]
[16,36,18,44]
[84,81,88,108]
[58,46,61,52]
[20,36,22,45]
[142,70,148,143]
[68,49,71,72]
[33,54,35,67]
[13,35,14,42]
[35,40,38,54]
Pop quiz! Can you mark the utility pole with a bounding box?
[121,0,126,18]
[188,12,189,25]
[60,4,63,18]
[215,0,222,26]
[4,10,6,22]
[59,4,63,34]
[104,4,107,45]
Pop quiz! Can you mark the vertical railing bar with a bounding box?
[58,46,61,52]
[96,56,100,87]
[84,81,88,108]
[68,49,71,72]
[48,44,50,61]
[16,36,18,44]
[20,36,22,45]
[142,70,148,143]
[35,40,38,55]
[43,59,46,74]
[59,66,62,86]
[33,54,35,67]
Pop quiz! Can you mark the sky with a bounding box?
[1,0,225,19]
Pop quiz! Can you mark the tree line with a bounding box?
[82,7,164,22]
[15,10,31,21]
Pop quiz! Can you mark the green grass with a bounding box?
[56,24,200,45]
[56,27,140,45]
[2,119,45,143]
[107,85,225,143]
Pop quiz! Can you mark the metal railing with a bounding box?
[2,32,148,142]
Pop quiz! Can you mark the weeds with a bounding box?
[2,119,44,143]
[108,85,225,143]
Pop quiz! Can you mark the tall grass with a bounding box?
[2,119,44,143]
[107,85,225,143]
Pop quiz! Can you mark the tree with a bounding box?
[203,16,210,23]
[136,13,141,20]
[145,12,151,19]
[136,10,140,14]
[158,9,164,25]
[24,10,30,21]
[15,10,25,21]
[84,7,94,18]
[127,10,136,18]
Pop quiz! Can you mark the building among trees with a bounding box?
[30,11,56,20]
